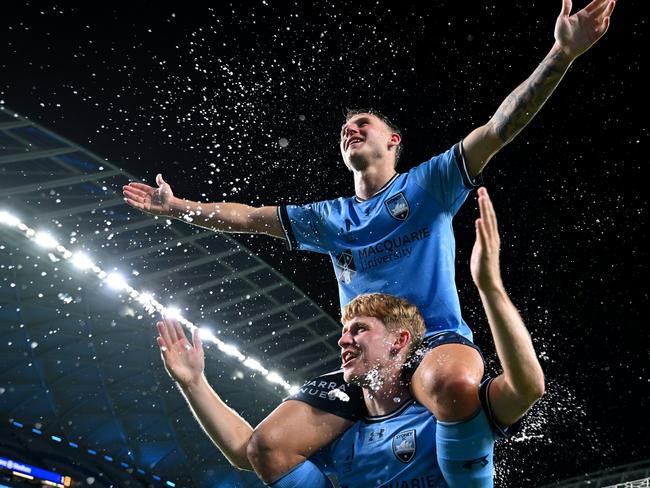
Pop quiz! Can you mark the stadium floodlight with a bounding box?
[243,357,268,375]
[71,252,94,270]
[34,231,59,248]
[0,209,299,394]
[163,306,182,320]
[0,210,20,227]
[105,272,127,290]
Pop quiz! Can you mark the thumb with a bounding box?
[156,173,166,187]
[560,0,572,17]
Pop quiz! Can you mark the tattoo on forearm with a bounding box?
[493,50,569,143]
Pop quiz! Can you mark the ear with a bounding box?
[388,132,401,150]
[390,330,411,355]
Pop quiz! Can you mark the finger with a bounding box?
[157,321,172,349]
[561,0,572,17]
[192,327,203,353]
[584,0,609,14]
[475,217,487,252]
[600,15,611,34]
[173,320,189,347]
[126,182,156,193]
[156,335,169,353]
[123,193,145,207]
[156,173,166,187]
[481,188,498,236]
[123,197,145,210]
[588,0,613,18]
[163,317,178,344]
[123,186,150,200]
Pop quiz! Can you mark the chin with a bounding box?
[342,369,360,386]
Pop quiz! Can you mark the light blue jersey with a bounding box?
[278,143,478,338]
[314,399,449,488]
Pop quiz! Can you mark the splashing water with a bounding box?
[328,388,350,402]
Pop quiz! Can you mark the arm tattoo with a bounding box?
[493,49,570,143]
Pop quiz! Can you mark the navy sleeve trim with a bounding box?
[277,205,298,251]
[478,377,509,439]
[455,140,483,189]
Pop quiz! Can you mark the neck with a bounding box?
[362,370,411,417]
[353,163,396,200]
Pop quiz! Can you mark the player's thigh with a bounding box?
[253,399,353,456]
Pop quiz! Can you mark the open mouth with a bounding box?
[341,350,359,366]
[347,137,363,149]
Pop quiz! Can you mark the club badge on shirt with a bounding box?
[385,192,410,221]
[392,429,416,463]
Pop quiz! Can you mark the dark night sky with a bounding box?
[2,1,647,486]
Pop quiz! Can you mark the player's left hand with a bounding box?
[470,187,503,292]
[554,0,616,59]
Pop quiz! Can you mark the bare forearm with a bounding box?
[463,43,574,177]
[169,198,282,237]
[492,43,573,144]
[179,376,254,470]
[478,285,545,403]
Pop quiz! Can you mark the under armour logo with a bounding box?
[462,455,489,470]
[367,429,386,443]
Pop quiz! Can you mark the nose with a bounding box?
[343,125,358,138]
[338,331,353,348]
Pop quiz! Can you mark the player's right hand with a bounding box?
[157,316,205,388]
[123,173,175,216]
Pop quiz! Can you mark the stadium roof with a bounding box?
[0,105,342,487]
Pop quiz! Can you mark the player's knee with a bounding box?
[415,365,482,421]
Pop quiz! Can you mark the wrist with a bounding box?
[550,41,577,66]
[169,197,191,218]
[178,374,207,393]
[477,280,506,297]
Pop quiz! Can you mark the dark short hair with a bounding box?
[344,108,403,165]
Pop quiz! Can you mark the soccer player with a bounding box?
[156,187,545,487]
[127,1,613,483]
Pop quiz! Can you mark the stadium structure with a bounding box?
[0,105,342,487]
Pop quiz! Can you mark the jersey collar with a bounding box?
[354,172,400,203]
[361,398,415,424]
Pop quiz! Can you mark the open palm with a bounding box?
[555,0,615,59]
[123,174,174,216]
[157,317,204,387]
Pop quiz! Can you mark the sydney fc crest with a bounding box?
[385,193,409,221]
[392,429,416,463]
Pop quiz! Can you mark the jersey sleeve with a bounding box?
[277,202,333,254]
[411,141,482,215]
[479,377,520,439]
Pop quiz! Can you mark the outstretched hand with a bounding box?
[123,173,175,216]
[157,316,204,388]
[470,187,503,292]
[554,0,615,59]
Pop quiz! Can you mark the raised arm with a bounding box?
[123,174,284,238]
[470,187,545,428]
[463,0,616,178]
[157,316,254,470]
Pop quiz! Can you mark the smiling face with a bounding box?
[338,315,399,387]
[339,113,401,171]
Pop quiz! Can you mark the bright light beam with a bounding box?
[0,209,301,394]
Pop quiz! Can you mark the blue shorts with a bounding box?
[285,331,484,421]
